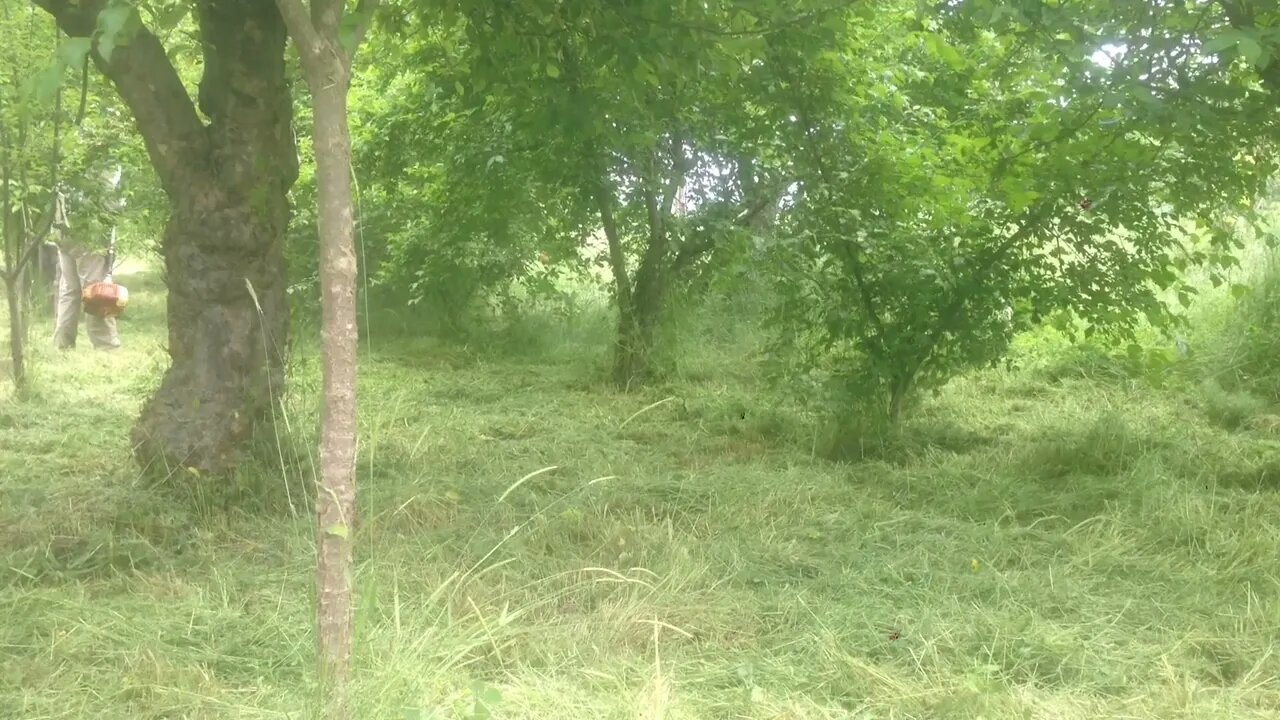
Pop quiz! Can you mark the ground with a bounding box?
[2,262,1279,719]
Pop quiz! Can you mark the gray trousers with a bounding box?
[53,244,121,350]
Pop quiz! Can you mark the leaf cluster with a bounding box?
[763,0,1279,418]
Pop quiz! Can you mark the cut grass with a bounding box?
[3,263,1280,719]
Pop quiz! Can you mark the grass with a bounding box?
[3,261,1280,719]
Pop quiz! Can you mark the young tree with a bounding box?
[33,0,298,475]
[272,1,376,716]
[1,8,55,393]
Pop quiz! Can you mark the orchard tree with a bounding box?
[764,1,1278,425]
[431,0,805,385]
[33,0,298,475]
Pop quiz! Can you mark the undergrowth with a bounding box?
[2,258,1280,719]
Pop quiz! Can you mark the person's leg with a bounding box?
[52,247,82,350]
[75,253,121,350]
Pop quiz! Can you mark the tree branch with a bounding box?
[736,179,788,228]
[275,0,325,66]
[659,136,687,219]
[634,148,681,297]
[670,179,788,274]
[593,180,632,308]
[312,0,344,36]
[351,0,381,52]
[2,44,62,282]
[12,214,56,278]
[279,0,380,76]
[33,0,207,198]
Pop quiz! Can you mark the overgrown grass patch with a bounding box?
[4,264,1280,718]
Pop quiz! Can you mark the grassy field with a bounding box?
[3,261,1280,719]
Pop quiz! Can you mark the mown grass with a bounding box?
[3,261,1280,719]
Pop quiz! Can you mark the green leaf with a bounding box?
[99,35,117,63]
[57,37,92,68]
[96,3,124,61]
[325,523,350,539]
[1230,283,1250,300]
[469,681,502,719]
[96,1,140,63]
[924,32,965,71]
[1202,28,1265,66]
[29,64,65,103]
[545,63,560,79]
[1238,37,1264,66]
[1202,32,1240,55]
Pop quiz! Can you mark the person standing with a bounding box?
[52,168,124,351]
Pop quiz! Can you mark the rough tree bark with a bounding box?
[272,0,376,716]
[34,0,297,475]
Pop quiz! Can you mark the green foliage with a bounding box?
[2,11,62,213]
[1184,242,1280,430]
[349,0,1280,398]
[364,1,811,376]
[305,20,595,328]
[1206,254,1280,400]
[2,4,162,262]
[765,0,1278,423]
[15,1,1280,714]
[94,0,143,63]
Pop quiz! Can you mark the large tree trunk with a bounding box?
[36,0,298,475]
[133,1,296,474]
[134,179,292,471]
